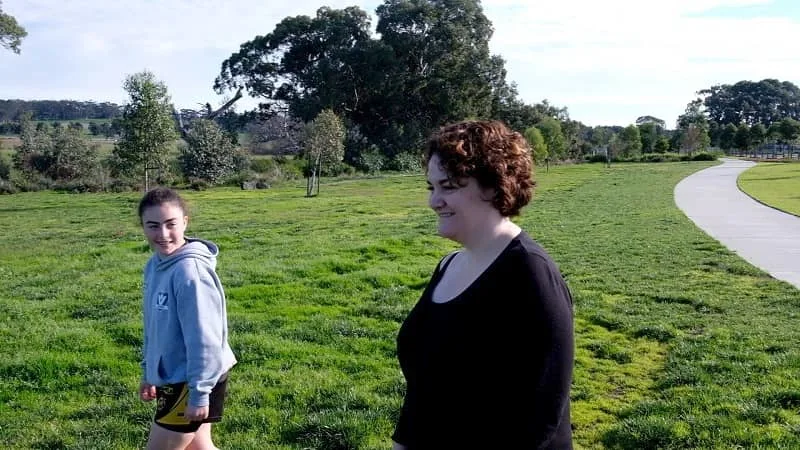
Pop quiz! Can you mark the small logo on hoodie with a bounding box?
[156,292,169,311]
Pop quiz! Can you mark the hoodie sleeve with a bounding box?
[141,258,153,379]
[174,259,226,407]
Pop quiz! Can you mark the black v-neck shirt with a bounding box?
[393,231,574,449]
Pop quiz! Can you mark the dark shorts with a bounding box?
[153,372,229,433]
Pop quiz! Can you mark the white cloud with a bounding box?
[1,0,798,127]
[0,1,382,108]
[483,0,800,126]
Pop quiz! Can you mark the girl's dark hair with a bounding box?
[425,120,535,217]
[138,187,188,224]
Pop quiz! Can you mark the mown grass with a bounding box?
[2,161,800,449]
[738,162,800,216]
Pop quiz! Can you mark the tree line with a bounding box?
[670,79,800,156]
[214,1,579,162]
[0,119,123,137]
[0,70,343,195]
[0,100,123,122]
[209,1,668,165]
[5,0,800,195]
[213,1,800,164]
[1,71,247,194]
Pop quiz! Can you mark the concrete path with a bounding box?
[675,158,800,289]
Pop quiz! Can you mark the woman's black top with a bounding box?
[393,231,574,449]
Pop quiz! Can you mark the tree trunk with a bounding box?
[206,88,243,121]
[306,171,315,197]
[315,160,322,195]
[174,87,243,139]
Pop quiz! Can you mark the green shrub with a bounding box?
[586,154,608,163]
[692,152,718,161]
[302,160,355,177]
[388,151,423,172]
[223,161,302,188]
[108,178,137,192]
[0,156,10,180]
[640,153,682,163]
[51,178,106,193]
[274,157,305,180]
[232,149,251,173]
[222,171,257,188]
[155,163,180,187]
[250,157,276,174]
[10,173,52,192]
[356,146,386,174]
[189,179,210,191]
[586,152,689,164]
[641,153,665,163]
[324,161,356,177]
[662,152,683,162]
[179,120,239,185]
[0,179,17,194]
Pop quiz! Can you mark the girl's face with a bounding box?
[141,202,188,257]
[426,153,498,244]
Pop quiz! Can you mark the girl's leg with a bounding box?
[145,423,195,450]
[185,424,218,450]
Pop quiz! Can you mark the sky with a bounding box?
[1,0,800,128]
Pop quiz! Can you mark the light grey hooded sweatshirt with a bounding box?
[142,238,236,407]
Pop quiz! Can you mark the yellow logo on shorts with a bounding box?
[156,384,191,426]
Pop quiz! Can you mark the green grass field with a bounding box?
[1,120,117,143]
[1,136,17,159]
[31,118,115,126]
[0,135,116,158]
[2,162,800,449]
[738,162,800,216]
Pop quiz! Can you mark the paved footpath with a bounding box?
[675,158,800,289]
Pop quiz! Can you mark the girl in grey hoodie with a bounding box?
[137,187,237,450]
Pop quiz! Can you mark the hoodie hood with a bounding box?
[156,238,218,271]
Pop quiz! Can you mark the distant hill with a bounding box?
[0,100,123,122]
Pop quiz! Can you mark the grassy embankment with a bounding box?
[738,162,800,216]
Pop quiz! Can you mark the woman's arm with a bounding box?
[518,252,575,448]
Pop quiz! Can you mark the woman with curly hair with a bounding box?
[392,120,574,449]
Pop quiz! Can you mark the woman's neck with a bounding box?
[460,218,521,263]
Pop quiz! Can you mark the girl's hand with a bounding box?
[184,405,209,422]
[139,382,157,402]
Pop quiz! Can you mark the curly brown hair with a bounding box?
[425,120,535,217]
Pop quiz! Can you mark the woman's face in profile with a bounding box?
[426,153,497,243]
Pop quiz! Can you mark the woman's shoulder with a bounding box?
[168,258,217,286]
[506,231,556,266]
[437,250,460,271]
[504,232,573,309]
